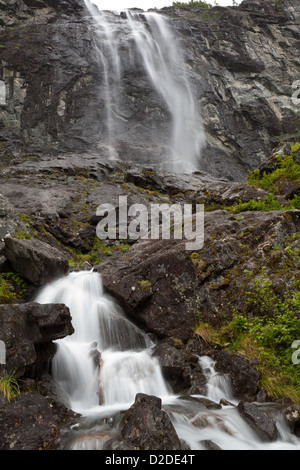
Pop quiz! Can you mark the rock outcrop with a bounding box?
[101,209,300,341]
[4,236,69,285]
[0,302,74,377]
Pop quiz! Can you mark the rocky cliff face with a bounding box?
[0,0,299,180]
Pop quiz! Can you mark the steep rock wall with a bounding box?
[0,0,299,180]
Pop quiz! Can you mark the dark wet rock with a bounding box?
[201,440,222,451]
[0,392,58,450]
[119,393,181,450]
[282,404,300,437]
[0,377,79,451]
[237,401,278,442]
[4,236,69,285]
[212,350,261,401]
[153,338,206,394]
[0,302,74,378]
[178,395,222,410]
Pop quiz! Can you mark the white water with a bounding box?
[36,271,168,412]
[35,271,300,450]
[84,1,205,173]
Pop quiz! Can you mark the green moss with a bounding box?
[291,142,300,154]
[137,279,152,291]
[0,273,27,304]
[67,238,131,269]
[14,229,31,240]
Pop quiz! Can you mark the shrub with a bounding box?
[248,147,300,193]
[229,271,300,400]
[0,370,20,402]
[230,193,284,213]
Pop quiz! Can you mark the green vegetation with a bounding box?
[14,229,31,240]
[173,0,212,7]
[0,273,27,303]
[248,149,300,194]
[137,279,152,291]
[229,193,285,213]
[226,268,299,401]
[0,370,20,402]
[225,144,300,213]
[67,237,131,269]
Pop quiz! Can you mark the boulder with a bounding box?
[0,393,58,450]
[212,350,261,401]
[237,401,278,442]
[118,393,181,450]
[0,302,74,377]
[4,236,69,285]
[282,404,300,437]
[153,338,207,394]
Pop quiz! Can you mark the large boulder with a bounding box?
[212,350,261,401]
[4,236,69,285]
[237,401,278,442]
[152,337,207,394]
[0,302,74,377]
[105,393,181,450]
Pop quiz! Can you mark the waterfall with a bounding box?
[84,0,205,173]
[35,271,300,450]
[199,355,237,405]
[36,271,170,413]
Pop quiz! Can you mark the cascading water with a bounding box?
[36,270,169,413]
[199,355,237,405]
[83,0,205,173]
[35,270,300,450]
